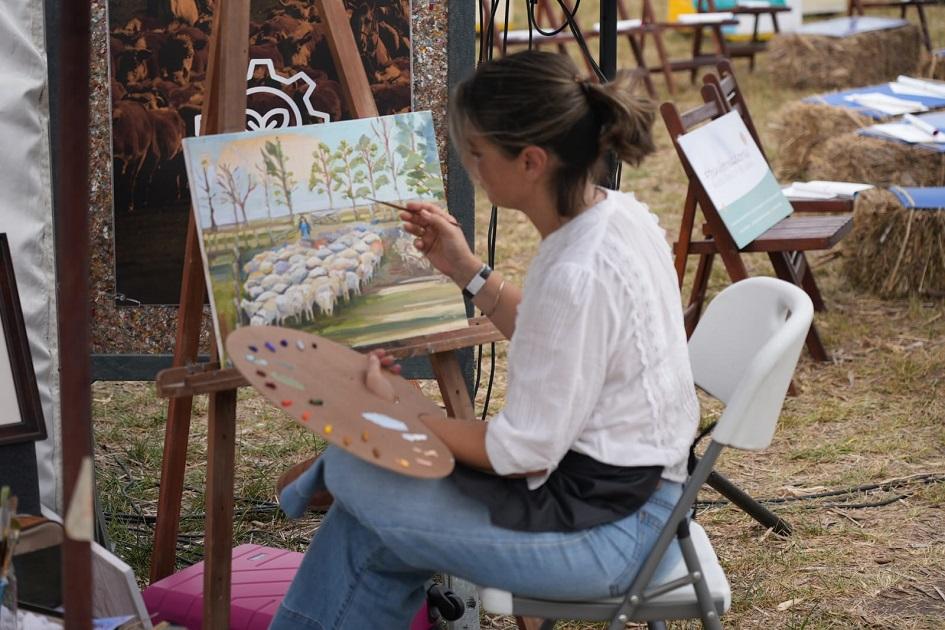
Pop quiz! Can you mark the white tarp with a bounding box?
[0,0,62,511]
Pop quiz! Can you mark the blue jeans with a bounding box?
[270,448,683,629]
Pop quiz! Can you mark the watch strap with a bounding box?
[462,264,492,299]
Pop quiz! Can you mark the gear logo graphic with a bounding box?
[195,59,331,136]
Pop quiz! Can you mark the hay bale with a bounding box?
[917,50,945,82]
[807,134,945,187]
[844,188,945,297]
[766,25,920,90]
[771,102,873,180]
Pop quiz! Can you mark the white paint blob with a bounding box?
[362,412,409,432]
[401,433,428,442]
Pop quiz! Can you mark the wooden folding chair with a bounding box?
[696,0,791,71]
[847,0,933,52]
[628,0,738,95]
[701,60,855,316]
[482,0,657,97]
[662,83,853,361]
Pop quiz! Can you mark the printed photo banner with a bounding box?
[677,110,793,249]
[182,111,468,356]
[107,0,413,305]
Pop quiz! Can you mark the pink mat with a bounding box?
[143,544,433,629]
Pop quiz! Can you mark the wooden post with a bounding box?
[55,0,94,624]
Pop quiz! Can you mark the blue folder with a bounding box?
[890,186,945,210]
[804,84,945,120]
[859,111,945,153]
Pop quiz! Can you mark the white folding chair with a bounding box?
[478,277,814,629]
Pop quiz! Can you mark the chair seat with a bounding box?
[479,521,731,622]
[684,213,853,254]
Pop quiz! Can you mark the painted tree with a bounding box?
[309,141,338,217]
[261,137,296,219]
[332,140,367,221]
[394,115,444,200]
[199,158,218,239]
[254,162,276,246]
[215,161,257,316]
[216,162,258,247]
[371,117,403,201]
[353,134,391,221]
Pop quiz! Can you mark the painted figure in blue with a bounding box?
[298,216,312,241]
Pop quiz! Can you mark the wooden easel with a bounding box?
[148,1,503,627]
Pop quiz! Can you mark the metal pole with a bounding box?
[600,0,618,81]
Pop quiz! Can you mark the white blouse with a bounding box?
[485,189,700,488]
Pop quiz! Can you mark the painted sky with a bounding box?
[183,111,444,227]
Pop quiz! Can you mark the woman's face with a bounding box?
[462,133,524,208]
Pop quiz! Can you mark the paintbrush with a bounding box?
[366,198,461,227]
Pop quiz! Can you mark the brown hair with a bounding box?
[450,50,655,217]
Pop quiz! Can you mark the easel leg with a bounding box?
[204,388,238,630]
[706,470,792,536]
[430,351,475,420]
[151,212,207,583]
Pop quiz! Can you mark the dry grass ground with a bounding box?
[93,4,945,628]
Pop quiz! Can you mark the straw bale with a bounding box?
[843,188,945,297]
[917,50,945,82]
[766,25,920,90]
[807,134,945,188]
[771,102,872,180]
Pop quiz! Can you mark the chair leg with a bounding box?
[769,252,830,361]
[677,527,722,630]
[691,28,704,84]
[515,616,551,630]
[650,28,677,95]
[685,252,714,338]
[646,621,668,630]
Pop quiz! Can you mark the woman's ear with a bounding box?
[518,145,550,182]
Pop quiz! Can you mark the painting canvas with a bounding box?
[107,0,412,304]
[182,111,468,355]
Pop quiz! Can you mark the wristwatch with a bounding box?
[462,264,492,299]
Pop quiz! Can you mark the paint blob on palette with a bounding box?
[226,326,455,479]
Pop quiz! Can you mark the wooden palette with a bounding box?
[226,326,454,479]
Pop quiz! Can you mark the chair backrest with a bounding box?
[702,61,769,162]
[689,277,813,450]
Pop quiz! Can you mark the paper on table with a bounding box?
[782,185,837,200]
[888,81,945,99]
[843,92,928,115]
[894,76,945,99]
[869,122,945,144]
[677,11,735,23]
[793,181,874,196]
[593,18,642,31]
[737,0,772,7]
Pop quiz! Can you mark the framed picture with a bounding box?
[0,233,46,445]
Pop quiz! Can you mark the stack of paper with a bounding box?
[737,0,773,7]
[891,76,945,99]
[677,11,735,23]
[782,181,874,199]
[869,122,945,144]
[843,92,928,115]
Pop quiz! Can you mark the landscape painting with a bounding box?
[107,0,412,304]
[182,111,467,355]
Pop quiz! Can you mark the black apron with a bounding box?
[452,450,663,533]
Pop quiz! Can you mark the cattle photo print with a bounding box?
[182,111,468,356]
[107,0,412,304]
